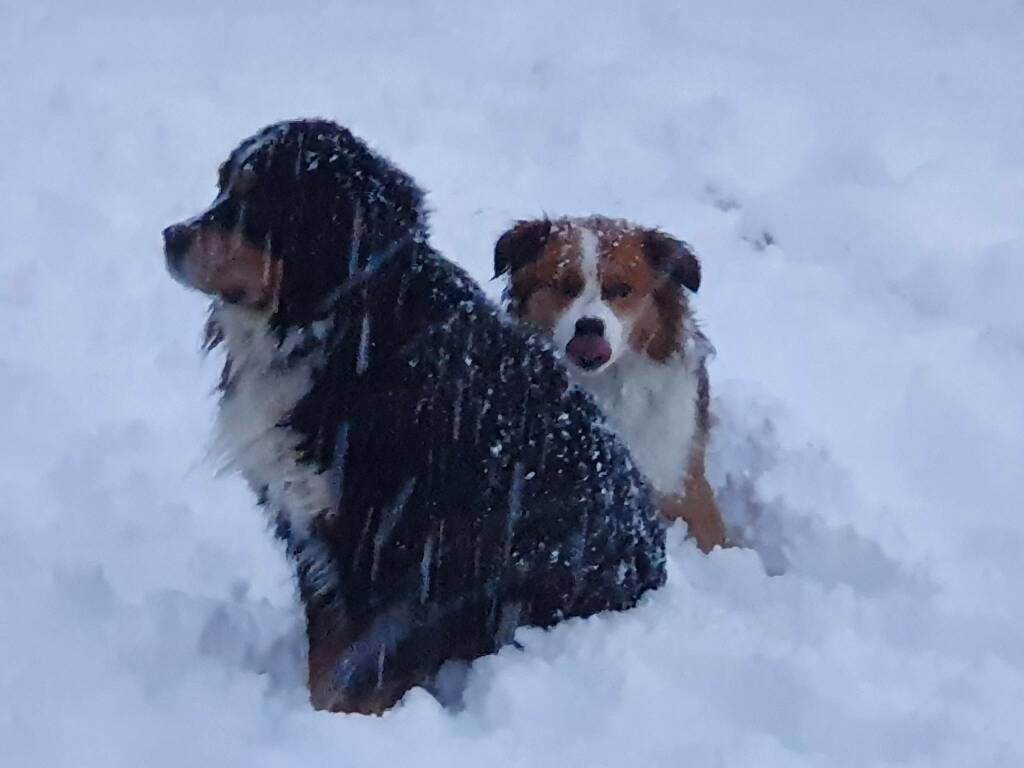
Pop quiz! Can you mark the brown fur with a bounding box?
[305,600,355,712]
[512,233,582,328]
[629,278,685,363]
[178,226,281,309]
[658,363,726,551]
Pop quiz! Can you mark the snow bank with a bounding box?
[1,1,1022,765]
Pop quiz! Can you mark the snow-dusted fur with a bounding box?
[163,120,666,714]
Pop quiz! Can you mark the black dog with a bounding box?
[163,119,665,714]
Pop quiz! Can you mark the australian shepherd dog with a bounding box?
[495,216,727,552]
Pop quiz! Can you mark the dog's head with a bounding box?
[163,119,426,329]
[494,216,701,373]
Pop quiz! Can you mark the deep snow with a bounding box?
[1,1,1022,765]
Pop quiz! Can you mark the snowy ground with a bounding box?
[2,1,1023,765]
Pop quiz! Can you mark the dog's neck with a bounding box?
[212,302,333,374]
[568,338,708,496]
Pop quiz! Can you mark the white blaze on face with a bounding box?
[552,225,628,372]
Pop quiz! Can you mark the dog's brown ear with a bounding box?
[643,230,701,293]
[494,219,551,278]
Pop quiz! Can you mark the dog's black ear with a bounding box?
[643,230,701,293]
[494,219,551,278]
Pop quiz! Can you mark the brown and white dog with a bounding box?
[495,216,727,552]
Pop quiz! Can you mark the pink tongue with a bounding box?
[566,335,612,367]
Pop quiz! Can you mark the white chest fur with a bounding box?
[209,306,332,544]
[573,349,701,496]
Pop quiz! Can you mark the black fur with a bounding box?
[168,120,665,712]
[493,218,552,278]
[643,230,701,293]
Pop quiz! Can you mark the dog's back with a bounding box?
[289,242,665,711]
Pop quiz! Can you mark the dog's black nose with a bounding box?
[575,317,605,337]
[162,223,192,255]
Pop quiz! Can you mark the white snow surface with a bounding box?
[2,1,1023,765]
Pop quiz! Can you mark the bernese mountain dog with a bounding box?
[162,121,665,714]
[495,216,727,553]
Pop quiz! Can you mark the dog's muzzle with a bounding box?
[163,223,193,284]
[566,317,612,371]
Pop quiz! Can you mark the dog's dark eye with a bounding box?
[558,277,582,298]
[603,283,632,300]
